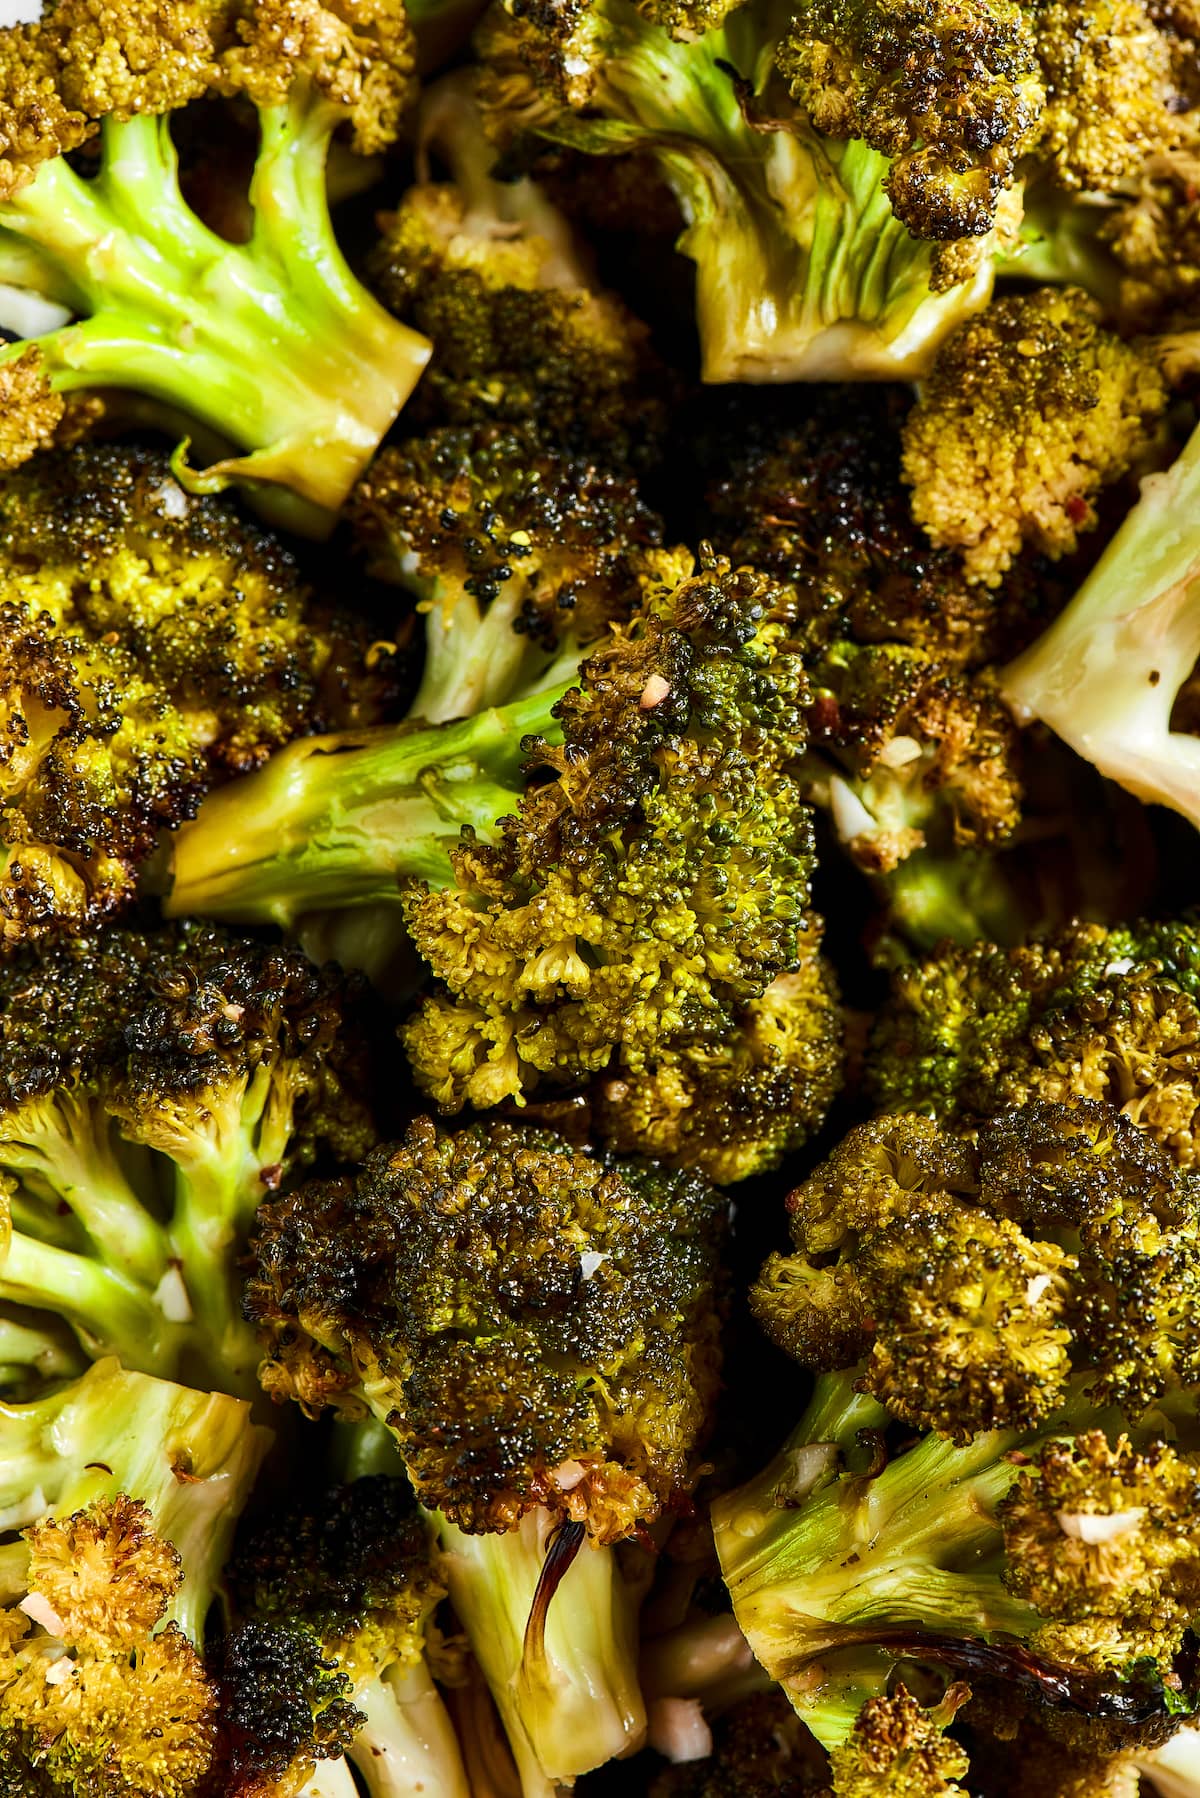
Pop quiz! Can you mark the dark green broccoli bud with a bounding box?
[714,1371,1200,1759]
[777,0,1044,243]
[245,1114,726,1788]
[213,1619,362,1795]
[0,919,377,1397]
[902,288,1169,586]
[869,919,1200,1168]
[369,73,670,469]
[349,423,664,722]
[169,552,842,1182]
[1001,409,1200,828]
[222,1476,469,1797]
[0,442,398,943]
[0,1,429,533]
[648,1690,832,1796]
[476,0,1001,384]
[827,1682,971,1796]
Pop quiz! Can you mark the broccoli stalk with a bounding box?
[167,688,561,928]
[348,1659,471,1798]
[434,1510,646,1794]
[0,1356,269,1645]
[0,106,429,533]
[1002,415,1200,830]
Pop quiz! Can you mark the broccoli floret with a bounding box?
[476,0,1001,382]
[751,1099,1200,1438]
[776,0,1045,244]
[0,1,430,534]
[1001,407,1200,826]
[350,424,664,723]
[218,1476,469,1798]
[369,72,669,467]
[1097,137,1200,329]
[0,441,398,942]
[648,1690,831,1796]
[168,552,842,1181]
[902,287,1169,586]
[245,1114,727,1787]
[827,1684,971,1797]
[869,918,1200,1166]
[713,1367,1200,1760]
[0,920,376,1397]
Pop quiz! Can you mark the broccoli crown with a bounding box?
[901,287,1169,587]
[0,2,429,526]
[0,442,397,942]
[349,423,664,722]
[777,0,1045,242]
[827,1683,971,1797]
[648,1691,832,1796]
[246,1115,727,1542]
[212,1617,361,1796]
[0,1498,220,1797]
[751,1098,1200,1438]
[0,919,376,1394]
[1097,138,1200,328]
[399,553,840,1178]
[369,75,669,466]
[870,918,1200,1167]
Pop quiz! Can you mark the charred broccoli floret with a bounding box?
[350,424,663,722]
[751,1099,1200,1437]
[218,1476,468,1798]
[827,1684,971,1797]
[0,442,397,942]
[869,918,1200,1167]
[713,1369,1200,1759]
[0,1356,267,1794]
[369,74,668,468]
[902,288,1169,586]
[0,0,430,532]
[0,920,376,1396]
[168,553,842,1181]
[1001,408,1200,829]
[245,1114,727,1787]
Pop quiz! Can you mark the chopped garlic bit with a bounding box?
[1057,1507,1146,1544]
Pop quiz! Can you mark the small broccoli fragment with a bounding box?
[869,918,1200,1166]
[777,0,1044,243]
[169,552,842,1181]
[349,424,663,723]
[0,920,376,1396]
[713,1369,1200,1759]
[902,287,1169,585]
[1001,410,1200,825]
[218,1476,469,1798]
[245,1114,727,1787]
[827,1683,971,1797]
[752,1098,1200,1438]
[370,73,669,467]
[648,1690,831,1795]
[0,442,397,942]
[0,1,430,532]
[477,0,999,382]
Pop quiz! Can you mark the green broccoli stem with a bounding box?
[0,1226,185,1374]
[296,1762,361,1798]
[412,584,594,725]
[432,1508,647,1795]
[711,1371,1036,1749]
[1002,416,1200,829]
[0,1305,84,1390]
[0,1358,269,1643]
[165,686,565,929]
[0,103,429,525]
[346,1662,471,1798]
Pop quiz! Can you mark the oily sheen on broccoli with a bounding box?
[0,0,431,532]
[0,920,376,1396]
[169,553,843,1181]
[0,442,397,943]
[245,1114,726,1789]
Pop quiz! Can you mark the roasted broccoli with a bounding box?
[245,1114,726,1787]
[1002,407,1200,828]
[217,1474,469,1798]
[0,919,376,1396]
[0,1356,268,1794]
[647,1690,831,1796]
[0,441,398,943]
[168,552,843,1181]
[0,0,431,533]
[902,287,1170,586]
[869,918,1200,1167]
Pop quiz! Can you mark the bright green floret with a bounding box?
[0,0,430,534]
